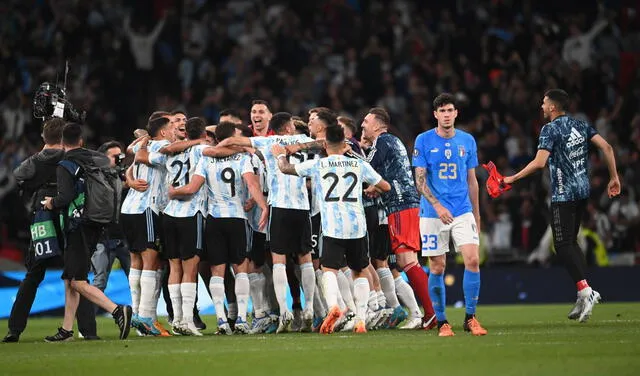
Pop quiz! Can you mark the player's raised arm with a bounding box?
[158,138,204,155]
[467,167,481,232]
[202,145,242,158]
[271,144,298,175]
[216,135,253,148]
[169,175,205,199]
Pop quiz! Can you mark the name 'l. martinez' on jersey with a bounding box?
[365,132,420,214]
[251,134,314,210]
[295,155,383,239]
[412,128,478,218]
[121,140,170,215]
[538,115,598,202]
[246,153,268,233]
[196,153,253,219]
[163,145,208,217]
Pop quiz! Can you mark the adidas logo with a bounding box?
[566,127,585,148]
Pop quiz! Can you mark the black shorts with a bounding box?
[310,214,321,260]
[550,199,587,249]
[320,235,369,272]
[268,207,311,256]
[121,208,161,252]
[62,221,103,281]
[364,206,389,261]
[205,216,249,266]
[249,230,267,267]
[162,213,204,260]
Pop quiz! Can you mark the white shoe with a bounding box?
[578,289,601,323]
[276,311,293,334]
[249,314,272,334]
[233,319,250,334]
[291,309,303,332]
[216,319,233,335]
[399,316,423,329]
[301,309,314,333]
[183,322,203,336]
[365,309,377,330]
[341,317,356,332]
[171,322,184,336]
[568,295,584,320]
[335,310,354,332]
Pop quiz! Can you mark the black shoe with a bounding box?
[112,305,132,340]
[2,332,19,343]
[82,335,101,340]
[45,327,73,342]
[194,309,206,331]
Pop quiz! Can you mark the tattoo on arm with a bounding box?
[297,140,326,152]
[277,156,298,175]
[415,167,440,205]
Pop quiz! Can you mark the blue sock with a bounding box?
[428,273,446,322]
[463,269,481,315]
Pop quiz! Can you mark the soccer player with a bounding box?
[503,89,620,322]
[217,112,317,333]
[170,122,269,334]
[272,122,391,333]
[361,107,436,328]
[121,116,174,336]
[220,108,244,125]
[171,110,188,141]
[413,93,487,337]
[249,100,275,137]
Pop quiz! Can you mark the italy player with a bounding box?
[272,123,391,333]
[413,93,487,336]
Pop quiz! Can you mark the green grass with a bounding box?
[2,303,640,376]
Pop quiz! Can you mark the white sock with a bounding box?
[249,272,267,318]
[139,270,157,319]
[314,269,328,317]
[168,283,182,323]
[337,270,357,312]
[368,290,379,311]
[235,273,250,321]
[353,277,370,322]
[299,262,315,313]
[322,271,339,308]
[180,282,196,324]
[209,276,227,322]
[128,268,141,315]
[395,276,421,318]
[343,269,354,294]
[377,267,400,308]
[272,263,289,314]
[151,268,163,321]
[377,290,387,308]
[578,286,593,298]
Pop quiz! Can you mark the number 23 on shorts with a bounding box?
[422,234,438,252]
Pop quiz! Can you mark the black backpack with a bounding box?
[59,150,122,225]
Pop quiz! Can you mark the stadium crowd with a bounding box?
[1,0,640,267]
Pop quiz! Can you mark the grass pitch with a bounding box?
[1,303,639,376]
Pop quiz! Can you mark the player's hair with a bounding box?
[147,117,171,137]
[62,122,83,146]
[433,93,457,110]
[269,112,293,133]
[292,116,309,136]
[337,115,357,136]
[185,117,207,140]
[42,117,65,145]
[234,124,254,138]
[316,109,339,128]
[148,111,170,121]
[251,99,272,113]
[308,106,331,115]
[368,107,390,127]
[98,141,124,154]
[215,121,238,142]
[220,108,242,121]
[544,89,570,112]
[170,109,187,117]
[326,124,345,145]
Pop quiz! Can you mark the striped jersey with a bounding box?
[196,153,253,219]
[246,153,268,233]
[251,134,314,210]
[295,155,383,239]
[121,140,170,215]
[163,145,208,217]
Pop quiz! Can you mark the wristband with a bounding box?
[277,154,286,159]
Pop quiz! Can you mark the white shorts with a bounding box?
[420,212,479,257]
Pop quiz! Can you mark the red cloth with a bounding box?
[404,263,434,317]
[387,208,421,253]
[482,161,512,198]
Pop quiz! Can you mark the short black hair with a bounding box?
[149,111,170,121]
[269,112,293,133]
[147,117,171,137]
[544,89,570,111]
[309,106,331,115]
[316,109,339,128]
[214,121,237,142]
[220,108,242,120]
[98,141,124,154]
[433,93,457,110]
[185,117,206,140]
[368,107,390,127]
[62,123,83,146]
[337,116,357,136]
[170,109,187,117]
[251,99,272,112]
[235,124,254,138]
[42,117,65,144]
[326,124,345,145]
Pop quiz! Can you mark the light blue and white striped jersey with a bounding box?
[251,135,314,210]
[196,153,254,219]
[295,155,383,239]
[246,153,268,233]
[121,140,170,215]
[163,145,208,218]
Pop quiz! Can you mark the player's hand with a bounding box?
[130,179,148,192]
[503,176,514,185]
[364,185,380,198]
[258,206,269,231]
[607,177,621,198]
[43,197,53,210]
[340,142,352,155]
[434,203,453,225]
[284,144,299,155]
[271,144,287,157]
[244,198,256,212]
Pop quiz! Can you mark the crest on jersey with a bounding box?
[413,148,419,157]
[445,149,452,159]
[458,145,465,157]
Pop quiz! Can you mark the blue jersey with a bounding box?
[412,129,478,218]
[538,115,597,202]
[365,132,419,214]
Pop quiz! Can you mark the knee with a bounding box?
[429,257,446,275]
[464,256,480,272]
